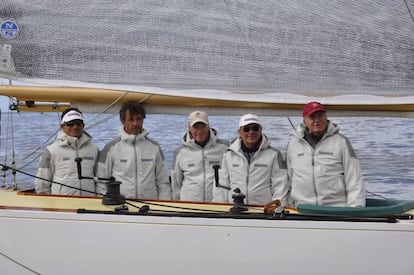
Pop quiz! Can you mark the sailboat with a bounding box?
[1,1,414,274]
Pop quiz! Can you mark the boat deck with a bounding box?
[0,188,270,214]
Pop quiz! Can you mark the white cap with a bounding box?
[188,110,209,126]
[61,110,84,124]
[239,114,260,127]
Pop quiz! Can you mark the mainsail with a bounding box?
[0,0,413,114]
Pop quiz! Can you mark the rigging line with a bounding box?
[0,108,2,188]
[17,114,60,173]
[287,116,295,129]
[87,93,154,129]
[1,107,11,187]
[124,199,236,214]
[17,114,58,162]
[0,163,248,214]
[2,108,14,186]
[86,112,118,130]
[15,152,43,171]
[87,91,131,129]
[0,250,41,275]
[116,206,246,216]
[138,93,153,104]
[10,108,16,189]
[0,111,6,188]
[0,163,106,196]
[20,128,58,162]
[1,141,50,178]
[21,143,51,162]
[403,0,414,25]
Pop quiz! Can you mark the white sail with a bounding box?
[0,0,413,114]
[1,2,414,274]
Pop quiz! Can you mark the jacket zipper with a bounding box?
[133,137,138,198]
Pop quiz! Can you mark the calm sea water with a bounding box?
[1,112,414,200]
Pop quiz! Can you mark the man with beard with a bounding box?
[98,102,171,200]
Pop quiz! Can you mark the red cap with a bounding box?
[302,101,326,117]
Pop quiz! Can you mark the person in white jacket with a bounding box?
[97,102,172,200]
[35,108,99,196]
[286,101,366,207]
[171,110,229,202]
[213,114,288,205]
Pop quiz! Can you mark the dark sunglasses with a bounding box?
[65,120,84,127]
[242,125,260,132]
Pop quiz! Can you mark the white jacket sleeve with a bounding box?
[171,153,183,200]
[155,148,172,200]
[96,147,112,196]
[271,151,289,206]
[35,150,53,193]
[342,141,366,207]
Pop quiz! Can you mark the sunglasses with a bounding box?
[65,120,84,127]
[242,125,260,132]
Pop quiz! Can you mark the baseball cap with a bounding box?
[188,110,209,126]
[61,110,84,124]
[239,114,261,127]
[302,101,326,117]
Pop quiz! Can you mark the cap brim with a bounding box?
[239,121,261,127]
[190,119,208,126]
[304,109,326,117]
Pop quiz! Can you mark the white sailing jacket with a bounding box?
[171,128,229,202]
[213,135,288,205]
[35,130,99,196]
[97,127,172,200]
[286,121,366,207]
